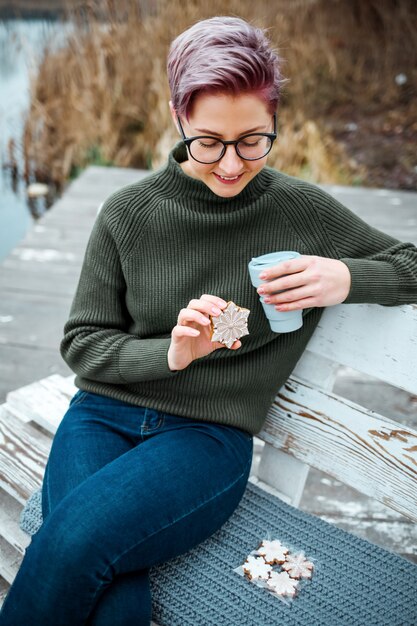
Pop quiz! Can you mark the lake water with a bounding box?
[0,19,71,262]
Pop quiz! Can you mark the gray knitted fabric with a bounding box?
[20,482,417,626]
[19,489,43,536]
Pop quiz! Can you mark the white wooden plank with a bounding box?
[0,536,23,584]
[257,446,309,506]
[305,303,417,395]
[258,353,339,506]
[247,476,291,504]
[0,491,31,556]
[6,374,76,434]
[0,405,51,504]
[0,577,9,609]
[258,376,417,521]
[292,351,340,389]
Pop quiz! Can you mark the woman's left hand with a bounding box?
[256,255,351,311]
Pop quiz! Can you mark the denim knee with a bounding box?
[33,503,109,583]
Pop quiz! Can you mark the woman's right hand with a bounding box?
[167,294,242,371]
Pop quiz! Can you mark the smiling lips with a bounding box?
[213,172,244,184]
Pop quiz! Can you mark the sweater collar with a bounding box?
[163,141,271,211]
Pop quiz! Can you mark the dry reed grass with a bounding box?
[22,0,416,190]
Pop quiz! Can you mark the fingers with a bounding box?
[258,274,305,294]
[177,295,227,326]
[172,294,243,353]
[275,297,316,311]
[191,295,227,315]
[257,257,318,295]
[259,256,310,281]
[257,266,307,294]
[171,324,201,339]
[269,286,317,305]
[177,308,212,328]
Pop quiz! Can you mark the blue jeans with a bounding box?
[0,390,253,625]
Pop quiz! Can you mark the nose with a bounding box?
[218,144,243,175]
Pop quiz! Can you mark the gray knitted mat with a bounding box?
[21,482,417,626]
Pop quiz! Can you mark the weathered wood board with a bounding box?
[305,303,417,395]
[0,536,23,585]
[0,491,30,556]
[261,376,417,520]
[6,374,76,432]
[0,405,51,503]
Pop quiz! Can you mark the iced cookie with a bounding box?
[257,539,288,565]
[242,555,272,581]
[210,301,250,349]
[282,552,314,579]
[266,571,299,597]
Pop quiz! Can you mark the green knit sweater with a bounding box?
[60,142,417,434]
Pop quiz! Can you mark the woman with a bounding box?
[1,15,416,626]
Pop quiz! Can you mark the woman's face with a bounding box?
[170,92,274,198]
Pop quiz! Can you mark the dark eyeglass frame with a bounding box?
[176,112,277,164]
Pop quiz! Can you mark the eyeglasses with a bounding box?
[176,113,277,164]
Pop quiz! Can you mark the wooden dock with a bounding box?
[0,165,416,603]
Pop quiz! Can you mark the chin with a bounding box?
[210,184,244,198]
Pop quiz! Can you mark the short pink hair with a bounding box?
[167,16,285,120]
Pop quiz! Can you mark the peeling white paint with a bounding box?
[12,248,76,263]
[17,453,43,474]
[307,303,417,394]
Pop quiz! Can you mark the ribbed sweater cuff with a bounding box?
[340,259,400,304]
[118,337,179,383]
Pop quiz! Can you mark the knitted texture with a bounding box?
[58,141,417,435]
[20,482,417,625]
[19,489,43,537]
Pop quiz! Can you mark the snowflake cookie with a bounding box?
[210,301,250,349]
[257,539,288,565]
[242,555,272,581]
[282,552,314,579]
[266,571,299,597]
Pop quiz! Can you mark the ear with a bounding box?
[169,101,180,134]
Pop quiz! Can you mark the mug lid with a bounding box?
[250,251,299,266]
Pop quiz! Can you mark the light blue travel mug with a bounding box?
[248,251,303,333]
